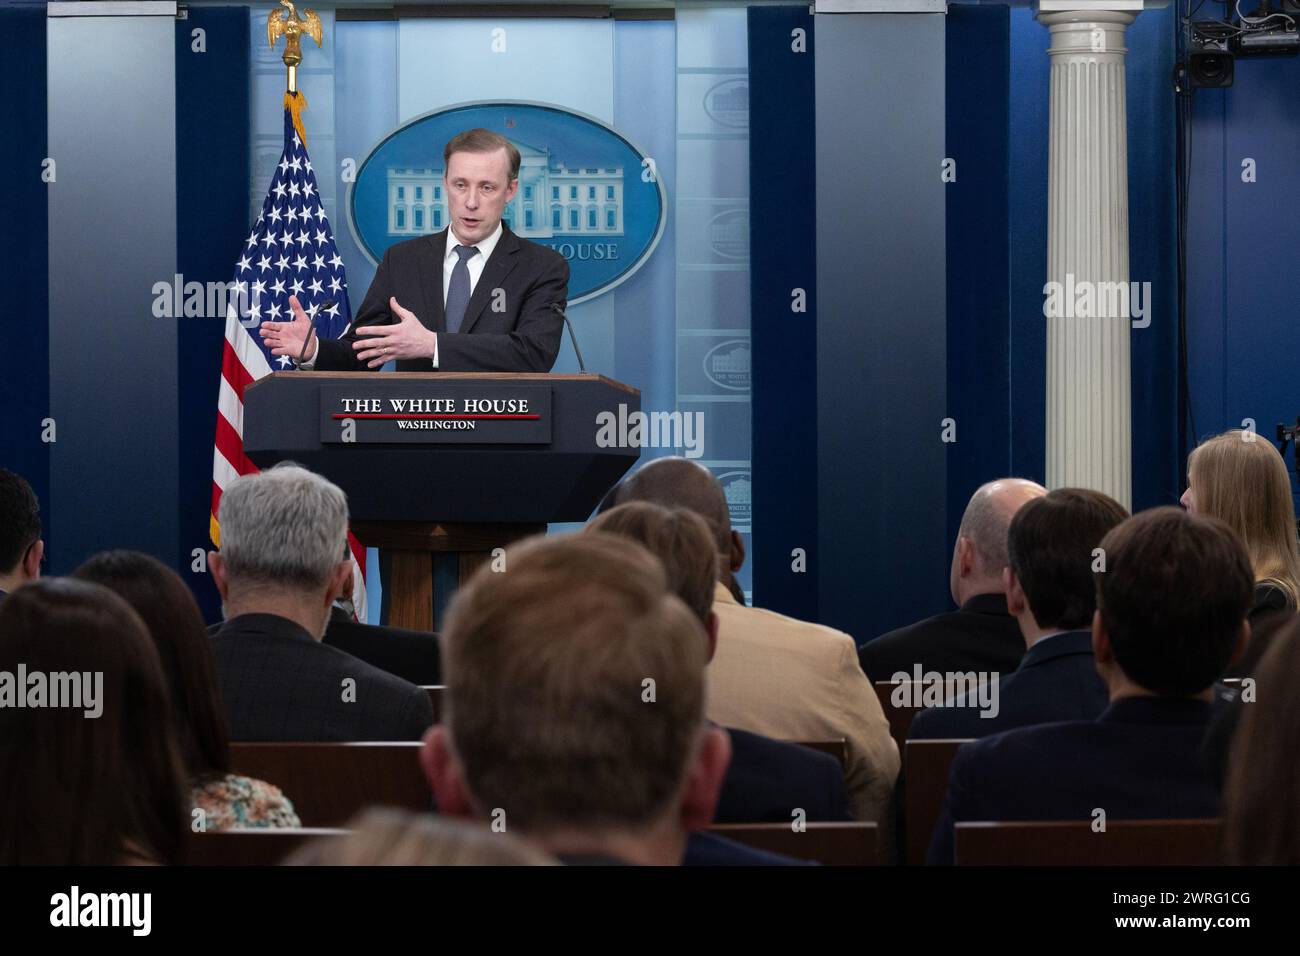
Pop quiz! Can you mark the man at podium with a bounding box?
[261,128,570,373]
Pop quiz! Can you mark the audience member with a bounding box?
[74,550,301,828]
[285,808,558,866]
[1183,429,1300,624]
[421,532,759,865]
[323,553,442,685]
[1222,615,1300,864]
[927,507,1252,864]
[611,458,898,826]
[588,502,851,825]
[1201,608,1296,789]
[0,579,187,864]
[860,478,1046,682]
[0,468,43,601]
[208,464,433,741]
[910,488,1127,740]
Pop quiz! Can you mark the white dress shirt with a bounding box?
[298,221,502,368]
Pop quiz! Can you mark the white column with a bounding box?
[1039,10,1135,508]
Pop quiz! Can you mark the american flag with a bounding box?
[211,95,367,620]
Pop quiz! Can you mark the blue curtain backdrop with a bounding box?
[748,6,816,622]
[1185,34,1300,515]
[0,7,50,566]
[1124,5,1180,511]
[177,7,251,621]
[946,4,1011,556]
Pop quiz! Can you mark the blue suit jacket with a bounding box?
[908,630,1107,740]
[716,728,852,824]
[927,696,1219,864]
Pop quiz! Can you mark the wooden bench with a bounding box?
[875,680,991,750]
[874,681,920,748]
[903,738,970,865]
[231,735,849,833]
[229,742,431,827]
[184,828,347,866]
[954,819,1223,866]
[186,823,877,866]
[706,822,877,866]
[791,738,847,769]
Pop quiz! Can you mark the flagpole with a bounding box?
[268,1,322,97]
[215,4,362,616]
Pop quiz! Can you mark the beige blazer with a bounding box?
[707,583,900,825]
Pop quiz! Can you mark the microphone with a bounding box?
[549,302,587,373]
[296,298,336,366]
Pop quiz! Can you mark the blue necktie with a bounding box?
[444,244,479,334]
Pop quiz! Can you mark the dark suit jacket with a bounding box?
[927,696,1219,864]
[211,613,434,742]
[314,225,569,373]
[858,592,1025,682]
[715,727,852,824]
[683,832,813,866]
[323,610,442,686]
[1205,606,1295,785]
[908,630,1107,740]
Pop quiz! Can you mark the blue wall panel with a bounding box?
[946,4,1010,549]
[0,8,49,561]
[748,5,816,620]
[177,7,250,621]
[47,12,177,575]
[1125,5,1179,510]
[1187,49,1300,510]
[1007,7,1050,488]
[815,13,948,642]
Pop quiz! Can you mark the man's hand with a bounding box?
[353,297,438,368]
[259,295,315,362]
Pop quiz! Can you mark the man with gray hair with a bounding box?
[859,478,1046,681]
[208,464,433,741]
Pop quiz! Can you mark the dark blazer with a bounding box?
[858,592,1025,682]
[323,610,442,686]
[683,831,813,866]
[211,613,434,742]
[927,696,1219,864]
[716,727,852,824]
[314,225,569,373]
[1202,682,1244,791]
[908,630,1107,740]
[1205,606,1296,784]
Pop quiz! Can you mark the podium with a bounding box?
[242,372,641,630]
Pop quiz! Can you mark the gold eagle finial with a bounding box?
[268,1,323,68]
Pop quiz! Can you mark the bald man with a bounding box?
[858,478,1046,682]
[614,459,900,830]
